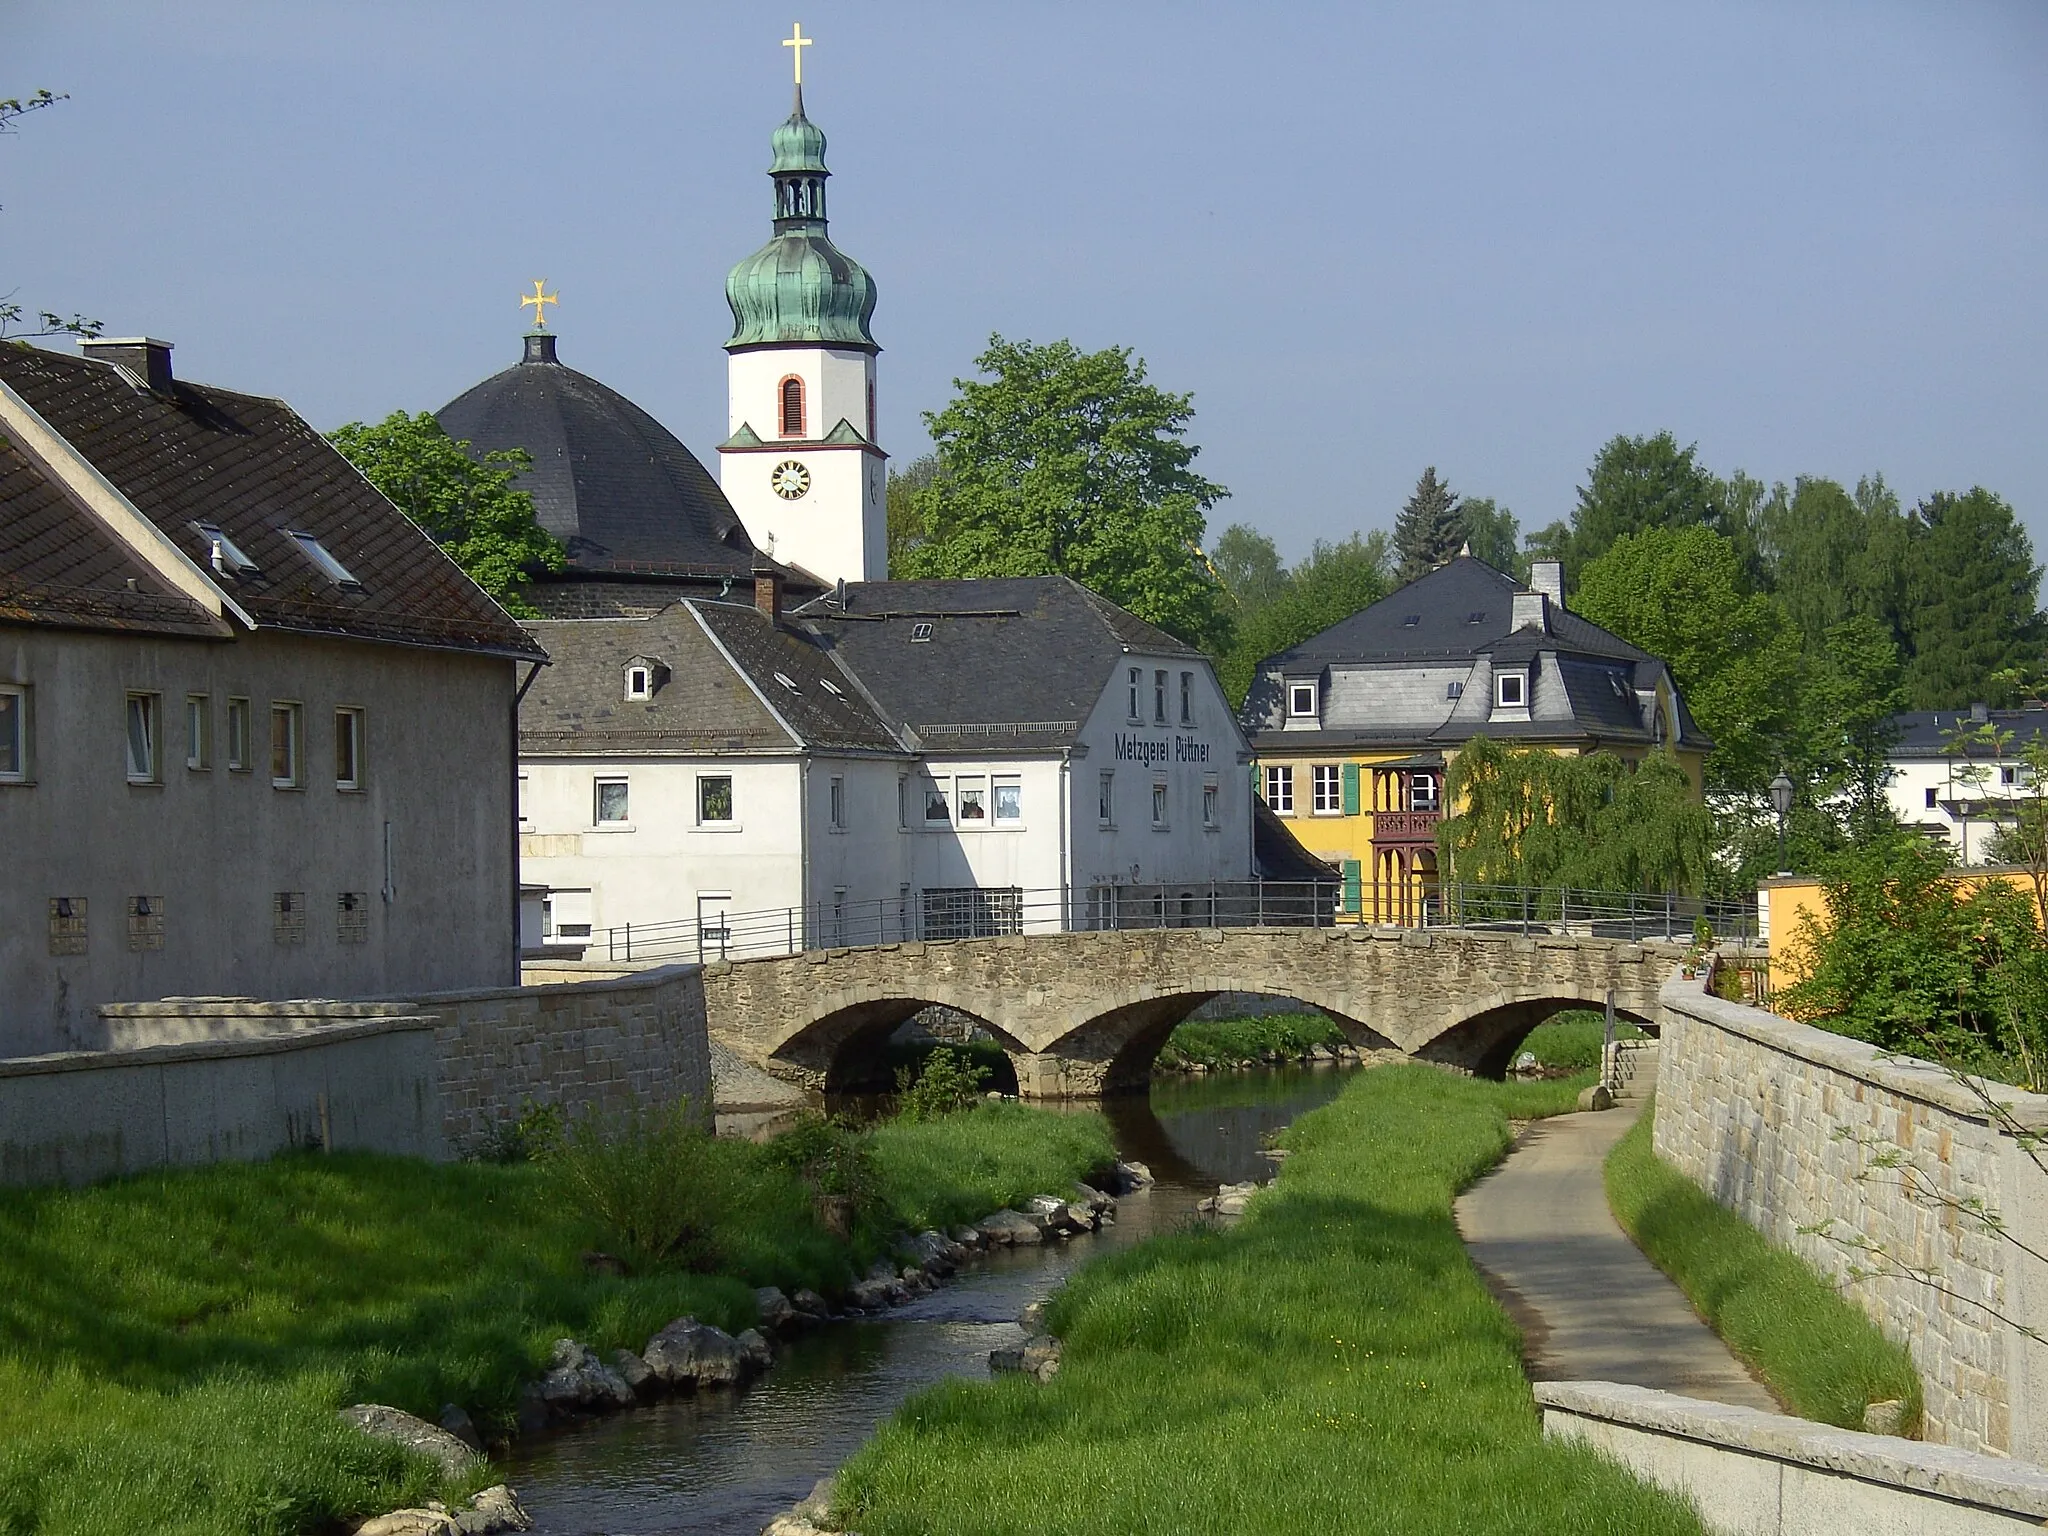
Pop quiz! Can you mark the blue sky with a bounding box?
[8,2,2045,565]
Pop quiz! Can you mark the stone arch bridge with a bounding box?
[700,927,1689,1098]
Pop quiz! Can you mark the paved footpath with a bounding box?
[1455,1103,1779,1411]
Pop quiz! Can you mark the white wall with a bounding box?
[1885,757,2028,865]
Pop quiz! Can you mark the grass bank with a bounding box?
[835,1066,1707,1536]
[1156,1012,1348,1070]
[0,1102,1109,1536]
[1604,1104,1923,1431]
[1518,1009,1645,1070]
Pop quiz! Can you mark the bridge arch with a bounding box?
[763,983,1029,1096]
[1412,988,1657,1077]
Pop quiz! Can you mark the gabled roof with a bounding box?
[794,576,1205,749]
[0,342,541,659]
[1890,708,2048,759]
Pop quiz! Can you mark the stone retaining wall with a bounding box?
[1655,977,2048,1461]
[1537,1381,2048,1534]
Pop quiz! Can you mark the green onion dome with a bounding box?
[725,86,878,353]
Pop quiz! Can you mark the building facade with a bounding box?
[1242,556,1710,922]
[0,337,543,1056]
[1884,704,2048,865]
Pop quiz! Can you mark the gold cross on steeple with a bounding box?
[783,22,812,86]
[520,278,559,331]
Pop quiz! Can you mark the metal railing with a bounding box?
[578,879,1758,967]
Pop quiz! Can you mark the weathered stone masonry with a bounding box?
[1656,978,2048,1462]
[701,926,1687,1095]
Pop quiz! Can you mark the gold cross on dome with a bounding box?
[783,22,812,85]
[520,279,558,330]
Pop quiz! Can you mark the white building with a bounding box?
[1885,704,2048,865]
[517,573,1255,961]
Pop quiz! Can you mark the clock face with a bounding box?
[771,459,811,500]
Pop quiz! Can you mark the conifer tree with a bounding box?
[1393,467,1463,583]
[1902,489,2045,709]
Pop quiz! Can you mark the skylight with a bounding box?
[773,671,800,693]
[1467,610,1486,624]
[288,531,362,590]
[193,522,260,579]
[910,621,934,642]
[820,678,844,699]
[1401,614,1421,628]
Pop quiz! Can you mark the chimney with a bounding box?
[1528,560,1566,611]
[1510,591,1550,633]
[82,336,174,393]
[753,564,783,624]
[1971,700,1990,724]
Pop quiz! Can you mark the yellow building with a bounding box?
[1242,556,1711,923]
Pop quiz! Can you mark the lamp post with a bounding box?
[1770,771,1796,877]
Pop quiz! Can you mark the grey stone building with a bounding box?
[0,337,545,1055]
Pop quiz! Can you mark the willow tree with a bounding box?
[1436,737,1713,896]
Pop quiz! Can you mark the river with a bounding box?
[502,1063,1358,1535]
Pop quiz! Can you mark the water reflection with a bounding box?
[506,1063,1359,1535]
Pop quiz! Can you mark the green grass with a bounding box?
[0,1103,1109,1536]
[1156,1012,1349,1069]
[835,1066,1706,1536]
[1604,1104,1923,1431]
[1517,1009,1645,1070]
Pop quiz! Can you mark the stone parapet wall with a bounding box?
[415,965,711,1153]
[1655,978,2048,1461]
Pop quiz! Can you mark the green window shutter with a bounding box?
[1341,762,1360,815]
[1341,859,1362,914]
[1251,762,1263,799]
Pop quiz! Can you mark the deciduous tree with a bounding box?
[1528,431,1724,579]
[1219,533,1389,704]
[1458,495,1524,582]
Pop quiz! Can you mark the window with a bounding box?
[337,891,369,944]
[820,678,844,699]
[128,894,164,952]
[0,685,23,781]
[910,621,934,643]
[1152,779,1169,828]
[1287,681,1317,719]
[897,773,909,829]
[518,772,531,823]
[1203,779,1219,828]
[626,666,651,701]
[1925,786,1939,809]
[698,774,734,823]
[1467,610,1486,625]
[1401,614,1421,628]
[125,692,160,783]
[183,694,211,771]
[273,890,306,946]
[923,886,1023,940]
[270,703,301,787]
[1411,773,1439,812]
[1154,669,1168,723]
[829,774,846,831]
[1098,770,1115,826]
[779,374,805,437]
[1446,681,1464,700]
[543,888,593,943]
[1496,671,1526,709]
[335,708,363,790]
[924,778,951,823]
[1128,668,1142,721]
[192,521,260,579]
[773,670,799,694]
[2003,766,2020,787]
[1180,671,1194,725]
[594,777,629,823]
[287,531,362,590]
[829,887,847,945]
[957,774,988,823]
[226,697,251,772]
[994,775,1022,823]
[1265,763,1294,813]
[1313,763,1343,814]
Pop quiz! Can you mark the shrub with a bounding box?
[546,1098,721,1272]
[894,1045,991,1121]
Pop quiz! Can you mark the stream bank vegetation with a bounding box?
[0,1078,1111,1536]
[836,1065,1710,1535]
[1604,1105,1923,1431]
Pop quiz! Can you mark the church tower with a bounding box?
[719,45,884,586]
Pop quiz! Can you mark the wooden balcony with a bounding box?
[1373,809,1442,843]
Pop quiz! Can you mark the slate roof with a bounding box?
[794,576,1205,749]
[0,432,225,637]
[437,334,761,581]
[1890,708,2048,759]
[518,600,899,756]
[0,342,541,658]
[1253,800,1338,882]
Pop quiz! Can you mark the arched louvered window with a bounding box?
[779,375,805,437]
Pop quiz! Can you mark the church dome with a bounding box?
[725,86,878,353]
[436,332,758,577]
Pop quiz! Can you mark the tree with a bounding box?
[900,336,1230,650]
[1903,489,2044,709]
[1393,466,1463,583]
[1,89,102,341]
[1572,527,1800,794]
[885,452,936,576]
[1210,523,1289,617]
[1219,533,1390,704]
[328,411,565,616]
[1458,495,1524,582]
[1754,474,1913,658]
[1803,615,1907,843]
[1528,431,1724,579]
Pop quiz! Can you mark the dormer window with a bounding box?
[1446,681,1464,700]
[1467,611,1486,625]
[1496,671,1526,709]
[1401,614,1422,628]
[193,522,260,580]
[1288,681,1318,719]
[288,532,361,590]
[622,656,667,701]
[910,621,934,643]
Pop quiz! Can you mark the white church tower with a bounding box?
[719,32,885,586]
